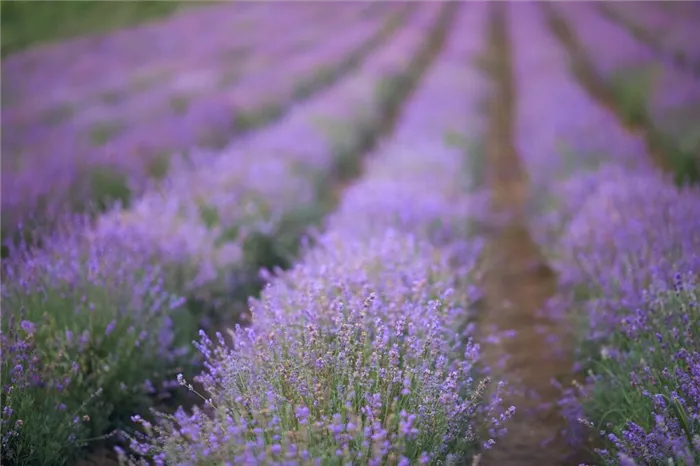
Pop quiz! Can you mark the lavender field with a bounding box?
[1,2,699,465]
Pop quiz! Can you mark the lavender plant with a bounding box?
[84,3,443,324]
[1,219,192,464]
[118,232,513,465]
[552,172,700,464]
[581,274,700,466]
[1,313,96,466]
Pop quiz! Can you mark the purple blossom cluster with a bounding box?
[1,311,95,465]
[122,232,506,465]
[1,2,407,237]
[118,4,513,464]
[553,172,700,465]
[1,216,191,463]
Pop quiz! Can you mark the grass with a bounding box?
[1,1,210,58]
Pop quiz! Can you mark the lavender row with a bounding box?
[2,2,382,143]
[119,4,513,464]
[601,1,700,74]
[552,2,700,183]
[552,145,700,465]
[1,4,409,237]
[509,4,700,464]
[0,7,446,465]
[508,2,651,249]
[89,3,441,308]
[1,2,376,116]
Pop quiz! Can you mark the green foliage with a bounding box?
[651,103,700,186]
[1,1,208,57]
[1,317,96,466]
[169,96,190,115]
[608,65,656,127]
[583,282,700,456]
[89,167,132,212]
[145,152,172,181]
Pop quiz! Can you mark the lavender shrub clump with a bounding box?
[118,4,512,464]
[120,233,510,466]
[580,275,700,466]
[1,217,191,465]
[508,2,650,247]
[1,313,94,466]
[552,170,700,464]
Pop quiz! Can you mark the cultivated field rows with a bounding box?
[89,2,444,307]
[2,2,408,235]
[121,4,505,462]
[548,2,700,184]
[600,1,700,73]
[504,4,700,465]
[2,2,700,466]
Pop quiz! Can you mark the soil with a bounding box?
[476,4,591,465]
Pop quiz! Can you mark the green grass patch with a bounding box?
[1,1,210,57]
[145,151,172,181]
[99,89,127,106]
[232,104,282,133]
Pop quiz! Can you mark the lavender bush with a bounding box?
[118,232,512,466]
[580,274,700,466]
[1,313,96,466]
[1,218,192,465]
[551,171,700,464]
[116,5,511,463]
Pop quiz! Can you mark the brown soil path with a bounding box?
[476,4,589,465]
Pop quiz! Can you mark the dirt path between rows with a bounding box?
[476,4,590,465]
